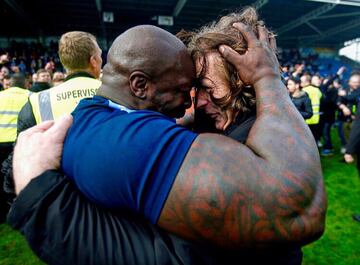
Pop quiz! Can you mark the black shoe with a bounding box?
[353,214,360,222]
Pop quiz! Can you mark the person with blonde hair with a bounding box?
[2,31,102,202]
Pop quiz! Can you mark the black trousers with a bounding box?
[308,123,322,142]
[0,142,13,222]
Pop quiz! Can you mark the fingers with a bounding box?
[257,25,269,43]
[44,114,73,140]
[269,35,277,51]
[19,120,55,138]
[218,45,241,66]
[232,22,257,46]
[233,22,274,51]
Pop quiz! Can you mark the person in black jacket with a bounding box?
[317,67,346,156]
[337,72,360,153]
[344,100,360,222]
[286,77,313,119]
[29,69,51,92]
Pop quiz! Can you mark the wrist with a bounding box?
[253,75,283,91]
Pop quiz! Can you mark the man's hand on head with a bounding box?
[13,115,73,195]
[218,22,280,88]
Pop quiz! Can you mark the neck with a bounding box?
[292,90,301,97]
[66,69,95,78]
[96,85,140,110]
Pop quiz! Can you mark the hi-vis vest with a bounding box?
[303,85,322,125]
[29,77,101,124]
[0,87,30,143]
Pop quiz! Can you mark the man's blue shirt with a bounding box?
[62,96,197,223]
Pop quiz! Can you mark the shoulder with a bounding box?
[72,101,197,140]
[125,110,195,136]
[300,91,309,98]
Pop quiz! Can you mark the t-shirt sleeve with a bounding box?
[62,110,198,224]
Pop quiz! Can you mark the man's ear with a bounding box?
[129,71,149,99]
[90,55,97,70]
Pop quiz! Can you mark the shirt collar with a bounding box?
[107,99,136,113]
[65,71,96,81]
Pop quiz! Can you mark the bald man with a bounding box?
[58,24,326,248]
[9,24,325,264]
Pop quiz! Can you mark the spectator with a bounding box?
[0,73,30,222]
[311,74,322,88]
[31,72,38,84]
[2,31,102,201]
[301,73,323,147]
[337,72,360,153]
[2,75,11,90]
[344,99,360,222]
[51,71,65,86]
[320,67,346,156]
[45,58,55,73]
[0,66,10,85]
[287,77,313,120]
[23,31,102,124]
[30,69,51,92]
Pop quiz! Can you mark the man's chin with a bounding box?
[214,121,227,131]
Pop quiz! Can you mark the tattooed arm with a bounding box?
[158,23,326,248]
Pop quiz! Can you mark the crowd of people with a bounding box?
[0,6,358,265]
[1,39,358,159]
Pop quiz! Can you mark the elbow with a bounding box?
[290,181,327,246]
[300,206,326,245]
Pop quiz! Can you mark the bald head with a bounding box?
[104,25,188,79]
[98,25,195,118]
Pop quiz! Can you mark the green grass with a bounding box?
[0,224,43,265]
[1,129,360,264]
[303,135,360,265]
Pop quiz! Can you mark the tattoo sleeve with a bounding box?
[158,78,326,248]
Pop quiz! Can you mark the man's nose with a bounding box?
[195,90,209,109]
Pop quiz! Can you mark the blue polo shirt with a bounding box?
[61,96,197,223]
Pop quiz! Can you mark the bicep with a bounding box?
[159,133,275,247]
[158,133,323,248]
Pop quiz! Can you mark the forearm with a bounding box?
[247,77,325,242]
[300,111,313,119]
[249,77,318,164]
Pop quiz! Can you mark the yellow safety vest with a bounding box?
[0,87,30,143]
[29,76,101,124]
[303,85,322,125]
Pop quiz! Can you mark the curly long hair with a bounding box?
[177,7,276,118]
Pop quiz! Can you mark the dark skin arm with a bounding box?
[158,23,326,249]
